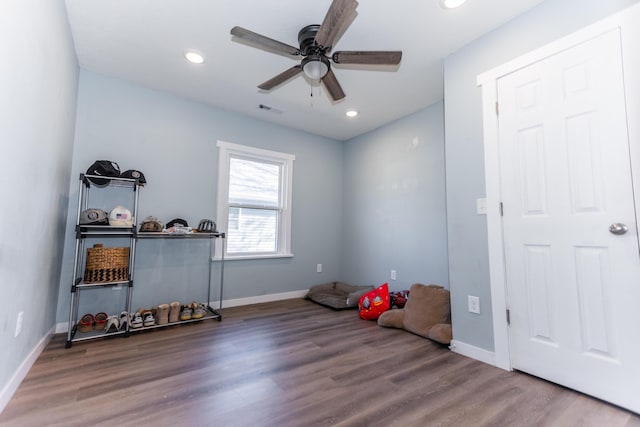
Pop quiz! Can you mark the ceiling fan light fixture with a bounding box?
[302,55,330,80]
[440,0,467,9]
[230,0,403,102]
[184,50,205,64]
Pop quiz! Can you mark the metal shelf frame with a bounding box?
[67,174,139,347]
[136,231,226,323]
[66,173,226,348]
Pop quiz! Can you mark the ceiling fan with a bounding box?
[230,0,402,102]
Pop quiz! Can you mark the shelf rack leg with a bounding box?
[207,235,213,312]
[216,235,225,321]
[206,234,225,321]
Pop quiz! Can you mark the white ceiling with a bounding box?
[64,0,544,141]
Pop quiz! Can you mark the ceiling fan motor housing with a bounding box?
[298,24,324,55]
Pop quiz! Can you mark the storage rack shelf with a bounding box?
[66,173,225,348]
[135,230,226,328]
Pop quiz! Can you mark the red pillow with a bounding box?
[358,283,390,320]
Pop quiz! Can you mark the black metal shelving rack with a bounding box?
[135,231,226,327]
[66,173,225,348]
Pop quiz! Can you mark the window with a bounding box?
[216,141,294,259]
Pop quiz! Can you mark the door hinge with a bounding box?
[495,101,499,115]
[499,202,504,216]
[506,309,511,325]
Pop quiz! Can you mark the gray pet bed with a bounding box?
[305,281,374,310]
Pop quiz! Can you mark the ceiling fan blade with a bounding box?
[231,26,301,57]
[315,0,358,51]
[321,68,346,101]
[258,65,303,91]
[332,51,403,65]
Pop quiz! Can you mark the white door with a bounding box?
[497,29,640,413]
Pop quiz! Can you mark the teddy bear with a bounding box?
[377,283,452,345]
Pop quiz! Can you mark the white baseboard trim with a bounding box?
[0,326,55,414]
[212,289,309,308]
[449,339,497,367]
[54,290,311,333]
[55,322,68,334]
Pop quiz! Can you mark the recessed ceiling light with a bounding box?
[346,110,359,118]
[184,50,205,64]
[440,0,467,9]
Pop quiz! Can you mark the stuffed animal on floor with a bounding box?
[377,283,452,345]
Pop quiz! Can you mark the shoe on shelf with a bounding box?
[78,314,94,333]
[192,303,207,319]
[94,312,109,330]
[157,304,170,325]
[179,305,192,321]
[130,312,143,329]
[105,315,120,333]
[119,311,129,331]
[143,311,155,327]
[168,301,181,323]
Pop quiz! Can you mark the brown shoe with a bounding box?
[157,304,170,325]
[94,312,109,330]
[78,314,94,333]
[168,301,181,323]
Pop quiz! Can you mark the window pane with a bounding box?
[229,157,280,207]
[228,207,239,230]
[227,207,278,253]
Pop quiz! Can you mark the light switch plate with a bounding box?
[476,198,487,215]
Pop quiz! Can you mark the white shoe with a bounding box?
[130,312,143,329]
[105,316,120,333]
[143,311,155,327]
[119,311,129,331]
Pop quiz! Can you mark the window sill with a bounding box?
[212,253,294,262]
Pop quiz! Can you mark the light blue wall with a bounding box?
[341,102,449,291]
[56,71,344,321]
[8,0,639,409]
[0,0,78,403]
[444,0,640,351]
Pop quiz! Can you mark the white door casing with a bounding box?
[478,4,640,414]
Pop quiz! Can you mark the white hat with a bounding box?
[109,205,133,226]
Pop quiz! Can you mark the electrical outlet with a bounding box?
[468,296,480,314]
[317,263,322,273]
[15,311,24,337]
[391,270,397,281]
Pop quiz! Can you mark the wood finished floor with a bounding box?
[1,299,639,427]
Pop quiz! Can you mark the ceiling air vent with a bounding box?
[258,104,283,114]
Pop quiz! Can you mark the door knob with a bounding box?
[609,223,629,235]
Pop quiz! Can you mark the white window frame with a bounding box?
[215,140,294,260]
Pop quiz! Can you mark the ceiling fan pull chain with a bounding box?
[310,85,314,108]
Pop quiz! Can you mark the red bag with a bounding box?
[358,283,390,320]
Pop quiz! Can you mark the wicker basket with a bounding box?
[84,244,130,283]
